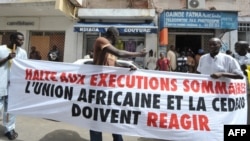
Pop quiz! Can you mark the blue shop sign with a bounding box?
[74,23,158,34]
[160,10,238,30]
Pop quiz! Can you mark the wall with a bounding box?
[85,0,128,8]
[206,0,250,16]
[84,0,152,9]
[0,16,76,62]
[152,0,250,15]
[64,22,79,63]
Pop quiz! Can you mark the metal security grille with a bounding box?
[29,31,65,61]
[238,22,250,31]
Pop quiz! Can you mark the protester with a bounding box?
[197,37,243,79]
[167,45,177,71]
[0,32,28,140]
[91,26,147,141]
[29,46,41,60]
[145,49,156,70]
[234,41,250,74]
[47,45,60,61]
[155,52,170,71]
[234,40,250,125]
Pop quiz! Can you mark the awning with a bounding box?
[74,22,158,34]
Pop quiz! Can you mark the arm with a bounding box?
[211,57,244,79]
[168,60,171,71]
[164,58,170,71]
[196,71,201,74]
[210,72,243,79]
[104,44,147,58]
[196,70,243,79]
[191,58,196,67]
[240,64,247,76]
[0,53,15,66]
[146,61,149,69]
[116,62,137,70]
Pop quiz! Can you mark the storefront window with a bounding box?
[29,31,65,61]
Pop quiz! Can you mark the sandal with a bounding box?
[5,130,18,140]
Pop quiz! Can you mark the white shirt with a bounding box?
[234,53,250,65]
[197,52,243,76]
[167,50,177,70]
[0,45,28,97]
[234,52,250,94]
[146,56,157,70]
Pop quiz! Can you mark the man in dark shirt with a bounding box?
[47,45,60,61]
[29,46,41,60]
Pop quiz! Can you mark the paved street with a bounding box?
[0,116,164,141]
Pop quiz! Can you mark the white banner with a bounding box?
[8,59,247,141]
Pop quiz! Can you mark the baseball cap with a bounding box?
[198,49,204,54]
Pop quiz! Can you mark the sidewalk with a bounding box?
[0,116,164,141]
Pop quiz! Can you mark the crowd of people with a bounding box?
[29,45,61,61]
[0,29,249,140]
[146,44,205,73]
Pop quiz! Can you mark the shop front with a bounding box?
[0,0,80,63]
[74,9,158,67]
[0,16,72,62]
[159,10,238,54]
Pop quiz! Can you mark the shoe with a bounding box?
[5,130,18,140]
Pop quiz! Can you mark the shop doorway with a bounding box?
[176,35,201,54]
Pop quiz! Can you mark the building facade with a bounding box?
[74,0,158,67]
[0,0,77,62]
[156,0,249,55]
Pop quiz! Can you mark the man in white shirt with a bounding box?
[197,37,243,79]
[0,32,28,140]
[146,49,156,70]
[234,41,250,125]
[167,45,177,71]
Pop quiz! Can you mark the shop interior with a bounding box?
[175,35,201,55]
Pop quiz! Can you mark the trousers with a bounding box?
[90,130,123,141]
[0,96,16,133]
